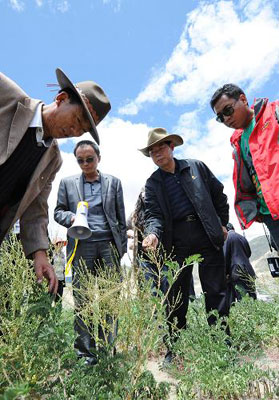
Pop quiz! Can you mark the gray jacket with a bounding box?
[54,173,127,258]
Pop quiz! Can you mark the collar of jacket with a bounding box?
[150,158,190,181]
[230,97,268,146]
[82,170,100,183]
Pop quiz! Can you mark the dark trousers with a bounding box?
[167,218,229,337]
[139,261,195,300]
[72,240,119,360]
[139,260,169,296]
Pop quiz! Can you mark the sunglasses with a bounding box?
[77,157,95,165]
[216,100,237,123]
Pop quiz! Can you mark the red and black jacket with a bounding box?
[231,98,279,229]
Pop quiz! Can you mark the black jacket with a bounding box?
[144,159,229,251]
[223,230,256,279]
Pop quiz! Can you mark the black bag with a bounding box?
[267,256,279,278]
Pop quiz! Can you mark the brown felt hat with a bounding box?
[139,127,183,157]
[56,68,111,145]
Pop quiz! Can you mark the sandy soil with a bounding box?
[146,358,178,400]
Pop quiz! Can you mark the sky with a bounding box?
[1,0,279,242]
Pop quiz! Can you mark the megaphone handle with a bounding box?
[65,239,79,275]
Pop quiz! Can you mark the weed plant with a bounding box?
[73,249,200,398]
[1,237,186,399]
[2,236,279,399]
[171,293,279,399]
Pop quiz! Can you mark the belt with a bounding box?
[184,214,197,222]
[174,214,198,224]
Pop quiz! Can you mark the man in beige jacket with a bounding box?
[0,69,111,293]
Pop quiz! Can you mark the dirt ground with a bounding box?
[255,347,279,371]
[146,358,178,399]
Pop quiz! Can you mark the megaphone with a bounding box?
[68,201,92,240]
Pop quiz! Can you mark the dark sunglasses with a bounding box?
[216,100,237,123]
[77,157,95,165]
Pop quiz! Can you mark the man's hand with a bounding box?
[33,250,58,294]
[222,226,228,241]
[142,234,158,251]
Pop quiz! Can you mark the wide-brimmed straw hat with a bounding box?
[139,127,183,157]
[56,68,111,145]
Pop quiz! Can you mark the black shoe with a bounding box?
[164,350,174,365]
[84,356,98,366]
[225,337,232,347]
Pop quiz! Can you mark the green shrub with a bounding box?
[171,295,279,399]
[0,238,174,399]
[3,237,279,399]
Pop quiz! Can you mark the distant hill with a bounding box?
[248,235,279,292]
[249,235,270,263]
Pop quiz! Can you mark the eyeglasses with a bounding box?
[216,100,237,123]
[77,157,95,165]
